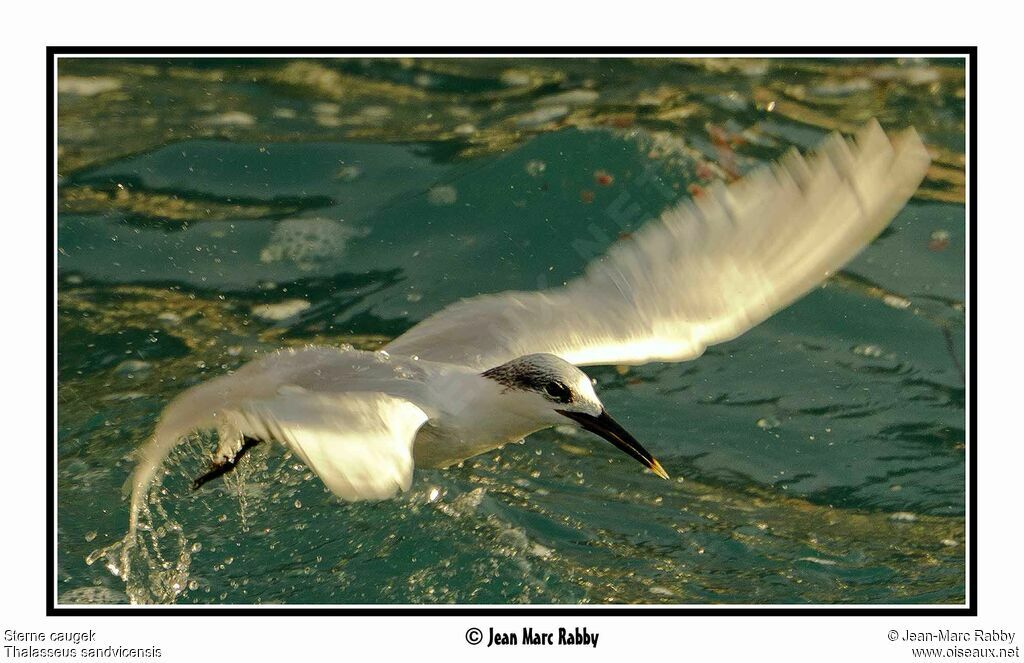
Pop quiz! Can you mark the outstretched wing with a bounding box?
[223,391,428,501]
[386,120,931,370]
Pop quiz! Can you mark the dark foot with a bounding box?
[192,436,262,490]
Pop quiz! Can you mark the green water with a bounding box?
[56,57,966,605]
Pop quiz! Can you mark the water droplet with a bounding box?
[84,531,97,542]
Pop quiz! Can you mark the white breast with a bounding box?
[411,372,549,468]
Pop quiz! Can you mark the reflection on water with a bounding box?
[57,57,966,605]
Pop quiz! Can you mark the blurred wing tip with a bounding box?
[856,119,930,163]
[385,119,932,371]
[895,126,932,163]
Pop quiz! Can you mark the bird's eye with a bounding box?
[544,381,572,403]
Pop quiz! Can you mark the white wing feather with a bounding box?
[386,120,931,369]
[127,348,434,534]
[223,391,428,501]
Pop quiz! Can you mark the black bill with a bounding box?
[555,409,669,480]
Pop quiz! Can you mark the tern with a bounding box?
[126,120,930,535]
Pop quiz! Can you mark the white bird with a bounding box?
[126,120,930,536]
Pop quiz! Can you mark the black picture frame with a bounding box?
[47,46,977,616]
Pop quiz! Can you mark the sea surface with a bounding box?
[56,57,967,605]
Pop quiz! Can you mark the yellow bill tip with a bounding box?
[650,459,670,480]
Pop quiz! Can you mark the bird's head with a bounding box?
[481,353,669,480]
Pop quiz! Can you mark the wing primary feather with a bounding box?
[224,392,428,502]
[386,119,931,370]
[127,353,431,538]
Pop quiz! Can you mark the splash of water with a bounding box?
[85,440,207,604]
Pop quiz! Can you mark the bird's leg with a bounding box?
[192,436,262,490]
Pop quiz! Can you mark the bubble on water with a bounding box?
[516,105,569,127]
[559,443,590,456]
[870,65,940,86]
[537,89,599,106]
[496,527,530,552]
[889,512,918,523]
[882,294,912,310]
[650,586,676,597]
[260,217,368,270]
[335,165,363,182]
[251,299,311,321]
[361,105,392,121]
[294,500,302,509]
[807,78,874,97]
[201,111,256,127]
[529,543,554,559]
[191,542,202,553]
[525,160,546,177]
[58,76,122,97]
[312,102,340,115]
[427,185,457,206]
[436,487,486,518]
[58,586,129,605]
[500,70,532,87]
[101,392,147,402]
[757,416,781,430]
[929,229,951,251]
[797,557,838,566]
[114,359,151,375]
[852,344,884,358]
[83,531,97,542]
